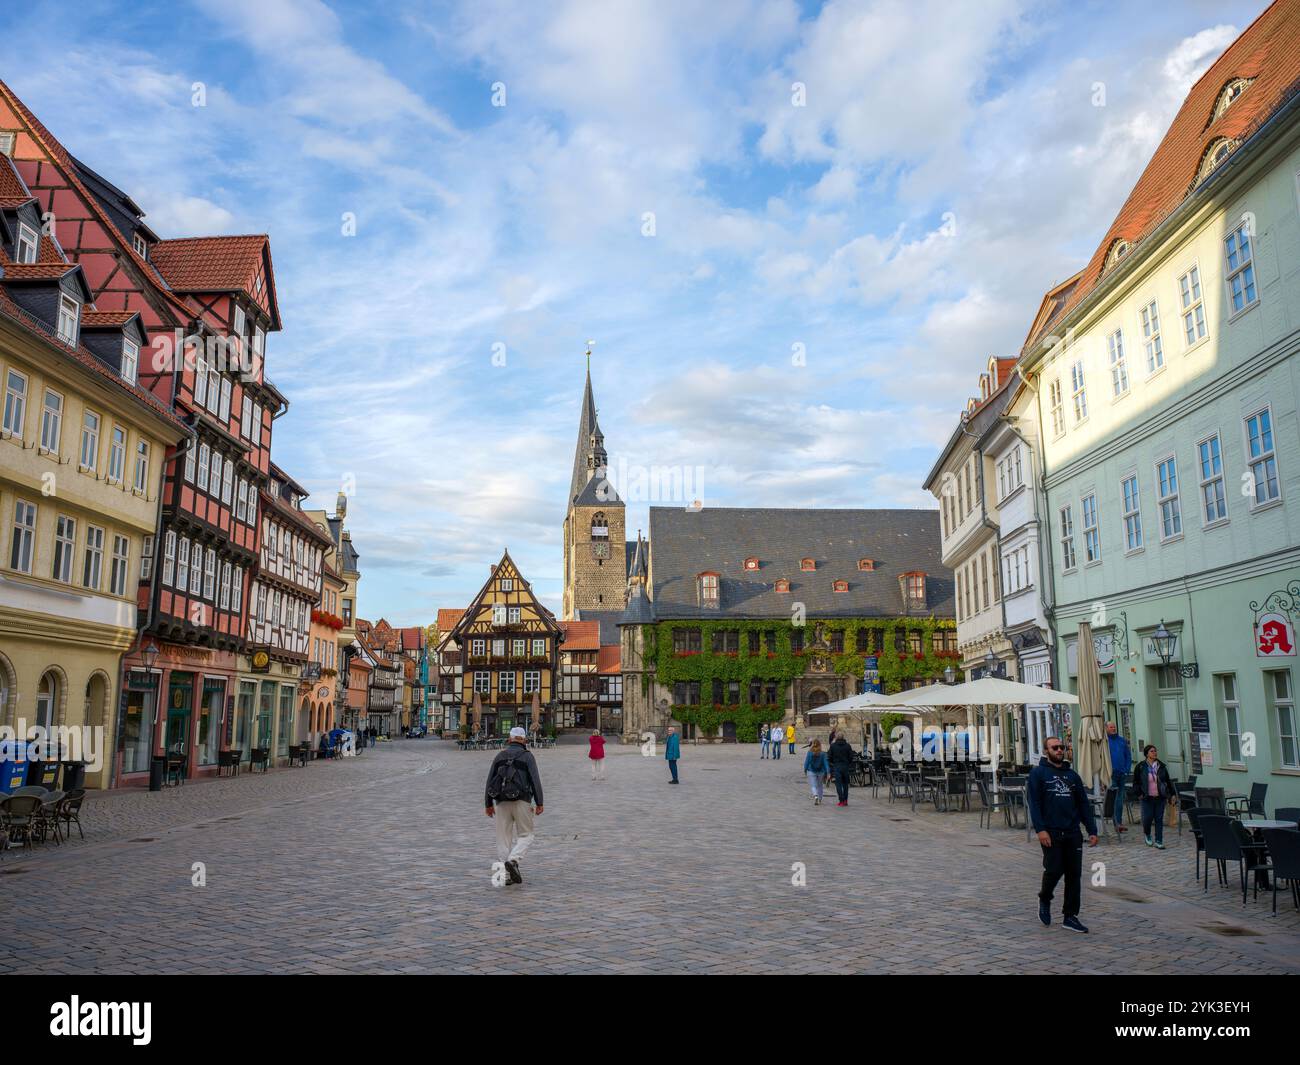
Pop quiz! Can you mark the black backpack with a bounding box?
[487,752,531,802]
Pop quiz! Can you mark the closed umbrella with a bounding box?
[1074,622,1112,800]
[471,691,483,736]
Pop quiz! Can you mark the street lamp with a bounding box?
[983,651,1006,678]
[943,665,956,686]
[1151,620,1199,678]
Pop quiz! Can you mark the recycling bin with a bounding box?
[0,740,27,794]
[24,759,60,789]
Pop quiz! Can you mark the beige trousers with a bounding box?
[494,800,536,863]
[591,757,605,780]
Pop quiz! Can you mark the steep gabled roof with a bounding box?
[1027,0,1300,348]
[149,235,281,329]
[558,620,601,651]
[569,366,621,506]
[436,608,465,633]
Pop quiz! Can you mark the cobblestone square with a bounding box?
[3,740,1297,975]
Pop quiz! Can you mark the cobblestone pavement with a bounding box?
[3,740,1298,974]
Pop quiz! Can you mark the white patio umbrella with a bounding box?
[804,690,899,753]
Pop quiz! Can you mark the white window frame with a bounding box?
[219,378,231,424]
[1178,264,1207,347]
[208,451,222,497]
[204,551,217,600]
[163,529,176,585]
[524,670,541,694]
[1244,406,1281,508]
[1106,329,1129,397]
[83,524,103,589]
[1139,299,1163,375]
[220,561,232,610]
[16,222,38,264]
[471,638,485,656]
[499,671,516,695]
[1224,221,1258,316]
[53,514,76,583]
[231,565,242,613]
[1081,492,1100,564]
[241,396,253,438]
[133,440,150,493]
[177,537,190,593]
[109,534,129,596]
[79,409,100,471]
[3,369,27,438]
[1156,455,1182,541]
[121,339,138,384]
[1197,432,1227,526]
[140,533,154,581]
[500,577,514,592]
[507,606,521,624]
[40,388,62,453]
[1121,474,1142,552]
[10,499,36,573]
[1059,504,1076,572]
[197,444,210,493]
[237,480,248,522]
[1273,671,1298,770]
[57,294,80,345]
[193,349,208,408]
[1069,361,1087,423]
[473,671,491,694]
[107,426,125,483]
[184,443,195,483]
[1222,674,1243,766]
[222,462,234,506]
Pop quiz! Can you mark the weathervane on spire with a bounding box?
[585,339,595,374]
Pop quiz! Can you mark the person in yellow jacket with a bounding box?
[785,722,796,755]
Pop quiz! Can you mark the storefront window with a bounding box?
[277,684,294,757]
[257,680,276,750]
[198,679,225,766]
[121,683,155,774]
[236,681,256,756]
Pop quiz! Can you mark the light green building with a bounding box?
[1018,23,1300,809]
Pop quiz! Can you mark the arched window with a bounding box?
[1211,77,1252,123]
[85,673,109,728]
[590,511,610,559]
[36,671,58,730]
[1196,138,1237,185]
[1104,239,1130,272]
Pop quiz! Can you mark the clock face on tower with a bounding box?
[592,541,610,559]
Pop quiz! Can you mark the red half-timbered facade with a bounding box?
[0,79,287,782]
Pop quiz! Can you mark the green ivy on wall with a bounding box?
[641,617,957,742]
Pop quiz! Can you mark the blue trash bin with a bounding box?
[0,740,29,794]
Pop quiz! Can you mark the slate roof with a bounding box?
[1026,0,1300,348]
[634,506,952,622]
[573,609,625,646]
[568,367,621,506]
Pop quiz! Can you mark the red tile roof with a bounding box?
[1028,0,1300,347]
[597,645,621,674]
[81,309,138,327]
[436,609,465,632]
[149,235,281,328]
[559,620,601,651]
[1,262,77,281]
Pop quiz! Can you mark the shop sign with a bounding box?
[250,649,271,674]
[1255,611,1296,658]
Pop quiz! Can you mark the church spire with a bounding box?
[569,348,620,506]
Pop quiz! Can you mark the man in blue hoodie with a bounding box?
[1106,722,1131,833]
[1026,736,1099,933]
[665,725,681,784]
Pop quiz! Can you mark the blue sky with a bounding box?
[0,0,1267,623]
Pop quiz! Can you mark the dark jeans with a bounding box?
[832,767,850,803]
[668,758,678,782]
[1111,772,1127,826]
[1038,829,1083,918]
[1140,796,1166,844]
[789,742,796,753]
[772,743,781,760]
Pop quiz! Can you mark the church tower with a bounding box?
[562,355,627,620]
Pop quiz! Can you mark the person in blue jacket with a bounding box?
[1026,736,1099,933]
[665,725,681,784]
[803,739,829,805]
[1106,722,1132,833]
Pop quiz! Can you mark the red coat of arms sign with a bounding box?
[1256,612,1296,657]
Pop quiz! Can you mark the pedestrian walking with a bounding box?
[1131,744,1177,849]
[665,725,681,783]
[804,739,830,805]
[1106,722,1131,833]
[1026,736,1099,933]
[770,724,783,760]
[588,729,606,781]
[760,723,770,759]
[484,726,544,885]
[786,722,796,755]
[828,733,854,806]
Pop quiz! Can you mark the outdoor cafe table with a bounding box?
[1237,819,1298,891]
[998,782,1031,840]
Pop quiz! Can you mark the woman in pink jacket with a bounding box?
[588,729,606,781]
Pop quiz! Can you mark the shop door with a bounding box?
[257,680,276,749]
[166,673,193,758]
[1154,667,1186,779]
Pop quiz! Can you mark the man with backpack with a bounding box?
[484,726,544,885]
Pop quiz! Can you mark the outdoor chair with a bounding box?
[975,778,1007,829]
[35,789,65,845]
[249,748,270,773]
[1100,789,1123,842]
[1228,782,1267,818]
[0,794,43,851]
[1195,787,1227,815]
[10,785,48,798]
[1200,815,1266,905]
[1274,807,1300,826]
[56,789,86,841]
[164,753,187,786]
[1260,828,1300,916]
[887,767,910,805]
[910,772,937,813]
[934,774,968,813]
[1184,807,1214,881]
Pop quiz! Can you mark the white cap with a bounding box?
[509,726,527,739]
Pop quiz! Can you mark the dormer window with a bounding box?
[1104,239,1130,272]
[800,558,816,571]
[899,571,927,609]
[832,579,849,593]
[858,558,875,571]
[698,572,720,608]
[1211,77,1252,124]
[16,223,38,264]
[775,578,790,593]
[121,339,138,384]
[133,233,148,260]
[1196,137,1237,185]
[743,557,760,571]
[57,294,80,345]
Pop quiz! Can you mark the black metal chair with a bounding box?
[934,773,969,813]
[1200,815,1267,905]
[56,789,86,841]
[1275,807,1300,826]
[1184,806,1214,881]
[1260,828,1300,916]
[1228,782,1267,818]
[887,767,910,805]
[0,794,43,851]
[35,789,65,845]
[1195,787,1227,814]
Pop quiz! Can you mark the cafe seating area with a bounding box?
[0,786,86,855]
